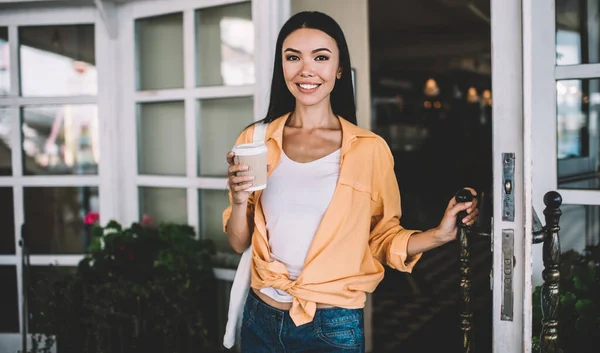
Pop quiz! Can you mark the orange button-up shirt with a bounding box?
[223,113,422,326]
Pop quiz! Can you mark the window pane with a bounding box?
[28,265,76,334]
[136,13,183,90]
[24,186,99,254]
[0,27,9,96]
[19,25,96,96]
[0,107,11,175]
[558,204,600,254]
[199,189,230,254]
[195,2,254,86]
[22,105,99,175]
[198,97,253,176]
[0,266,19,333]
[556,0,600,66]
[0,188,15,255]
[139,187,187,225]
[557,78,600,190]
[138,101,186,175]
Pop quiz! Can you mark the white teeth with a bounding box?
[299,84,318,90]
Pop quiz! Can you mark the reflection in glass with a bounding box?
[0,188,15,255]
[136,13,184,91]
[198,97,253,176]
[559,204,600,254]
[139,187,187,225]
[24,186,99,254]
[0,107,11,175]
[138,101,186,175]
[556,0,600,66]
[20,25,96,96]
[199,189,230,254]
[22,105,99,175]
[28,266,76,333]
[0,27,9,95]
[0,266,19,333]
[557,79,600,189]
[196,2,254,86]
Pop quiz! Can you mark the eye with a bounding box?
[286,55,300,61]
[315,55,329,61]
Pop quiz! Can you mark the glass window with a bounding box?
[19,25,96,96]
[22,105,99,175]
[195,2,254,86]
[0,188,15,255]
[199,189,230,253]
[0,266,19,333]
[556,78,600,190]
[558,204,600,254]
[0,107,11,175]
[139,187,187,225]
[0,27,9,96]
[556,0,600,66]
[137,101,186,176]
[24,186,99,254]
[197,97,253,176]
[136,13,184,91]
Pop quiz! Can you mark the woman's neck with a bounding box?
[288,102,338,130]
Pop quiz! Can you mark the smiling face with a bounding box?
[281,28,341,109]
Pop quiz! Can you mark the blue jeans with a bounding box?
[241,290,365,353]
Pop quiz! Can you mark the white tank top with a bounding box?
[260,148,341,302]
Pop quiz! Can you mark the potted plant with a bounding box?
[24,218,222,353]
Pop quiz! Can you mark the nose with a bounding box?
[300,61,314,77]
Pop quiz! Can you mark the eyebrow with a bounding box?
[284,47,332,54]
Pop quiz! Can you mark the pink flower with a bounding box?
[84,211,99,225]
[140,214,154,227]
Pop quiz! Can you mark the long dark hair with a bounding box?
[258,11,356,125]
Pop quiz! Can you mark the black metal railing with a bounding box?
[455,189,475,353]
[532,191,562,353]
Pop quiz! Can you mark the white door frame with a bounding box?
[0,5,117,352]
[490,0,530,351]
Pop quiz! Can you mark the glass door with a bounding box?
[528,0,600,352]
[0,6,114,353]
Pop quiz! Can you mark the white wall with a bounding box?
[290,0,371,130]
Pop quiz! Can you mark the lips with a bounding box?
[296,82,321,93]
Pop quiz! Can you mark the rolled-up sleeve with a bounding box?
[368,140,422,272]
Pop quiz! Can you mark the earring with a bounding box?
[337,72,342,79]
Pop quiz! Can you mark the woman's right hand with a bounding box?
[227,151,255,205]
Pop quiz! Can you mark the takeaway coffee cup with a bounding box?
[232,142,268,191]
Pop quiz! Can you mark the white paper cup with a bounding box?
[232,142,268,191]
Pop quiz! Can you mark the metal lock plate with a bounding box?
[502,153,515,222]
[501,229,514,321]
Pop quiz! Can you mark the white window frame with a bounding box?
[0,5,118,349]
[531,0,600,208]
[118,0,288,267]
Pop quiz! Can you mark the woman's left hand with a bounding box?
[434,187,480,244]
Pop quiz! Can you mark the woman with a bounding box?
[223,11,479,353]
